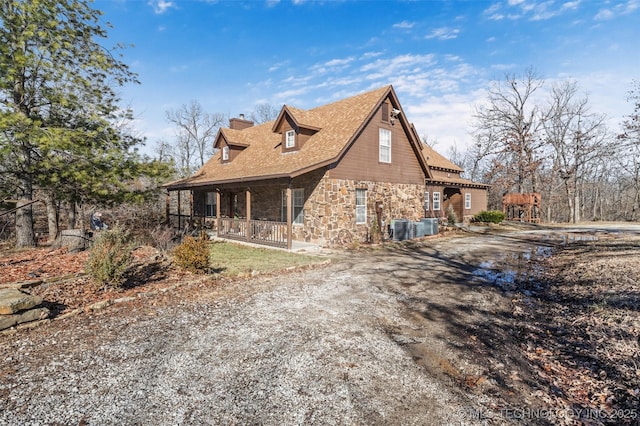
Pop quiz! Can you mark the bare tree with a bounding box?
[166,101,225,176]
[617,81,640,220]
[472,68,546,194]
[543,80,612,223]
[250,103,280,124]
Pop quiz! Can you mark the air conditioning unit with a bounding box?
[413,221,426,238]
[392,219,411,241]
[421,218,439,235]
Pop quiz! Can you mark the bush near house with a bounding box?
[473,210,506,224]
[172,232,211,274]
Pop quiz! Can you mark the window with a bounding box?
[379,128,391,163]
[205,192,216,217]
[465,193,471,210]
[222,146,229,161]
[356,189,367,224]
[424,191,430,210]
[281,188,304,225]
[285,130,295,149]
[433,192,441,211]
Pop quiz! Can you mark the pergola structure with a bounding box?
[502,192,541,223]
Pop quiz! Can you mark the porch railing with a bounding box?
[218,218,288,248]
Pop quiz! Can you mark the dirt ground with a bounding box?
[0,223,639,425]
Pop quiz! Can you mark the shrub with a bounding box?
[86,227,134,288]
[172,232,210,273]
[446,205,458,226]
[473,210,506,224]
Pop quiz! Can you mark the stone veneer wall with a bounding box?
[293,172,425,246]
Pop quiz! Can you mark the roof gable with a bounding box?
[272,106,322,134]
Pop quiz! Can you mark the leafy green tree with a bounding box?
[0,0,168,247]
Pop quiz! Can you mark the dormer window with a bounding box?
[222,146,229,161]
[285,130,295,149]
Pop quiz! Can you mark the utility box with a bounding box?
[392,219,411,241]
[413,221,426,238]
[421,218,439,235]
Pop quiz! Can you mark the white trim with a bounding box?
[424,191,430,210]
[222,146,229,161]
[379,128,391,163]
[465,193,471,210]
[285,129,295,149]
[433,192,441,211]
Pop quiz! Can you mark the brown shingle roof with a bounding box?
[166,86,395,188]
[421,144,463,172]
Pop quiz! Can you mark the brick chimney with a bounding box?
[229,114,254,130]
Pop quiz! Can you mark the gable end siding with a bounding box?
[330,104,425,185]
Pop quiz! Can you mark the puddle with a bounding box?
[473,232,599,294]
[473,246,551,294]
[541,232,599,244]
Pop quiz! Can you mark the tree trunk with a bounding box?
[573,190,581,223]
[564,180,575,223]
[44,192,59,243]
[67,201,77,229]
[592,186,599,221]
[15,183,36,248]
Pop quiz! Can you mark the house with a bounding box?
[164,85,488,248]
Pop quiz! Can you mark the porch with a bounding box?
[166,183,297,250]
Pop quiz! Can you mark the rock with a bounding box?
[0,288,43,315]
[0,307,50,331]
[0,280,43,290]
[56,229,92,253]
[0,315,17,330]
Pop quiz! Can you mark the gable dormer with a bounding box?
[213,129,249,164]
[272,105,321,153]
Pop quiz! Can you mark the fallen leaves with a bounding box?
[0,244,204,317]
[517,234,640,425]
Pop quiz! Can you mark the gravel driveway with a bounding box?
[3,226,598,425]
[1,259,483,425]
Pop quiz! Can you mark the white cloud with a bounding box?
[425,27,460,40]
[407,89,488,154]
[561,1,581,11]
[361,51,384,59]
[324,57,355,68]
[484,3,505,20]
[486,0,583,21]
[594,8,614,20]
[595,0,638,20]
[392,20,415,29]
[148,0,175,14]
[268,60,290,72]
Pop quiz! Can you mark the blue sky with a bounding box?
[96,0,640,156]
